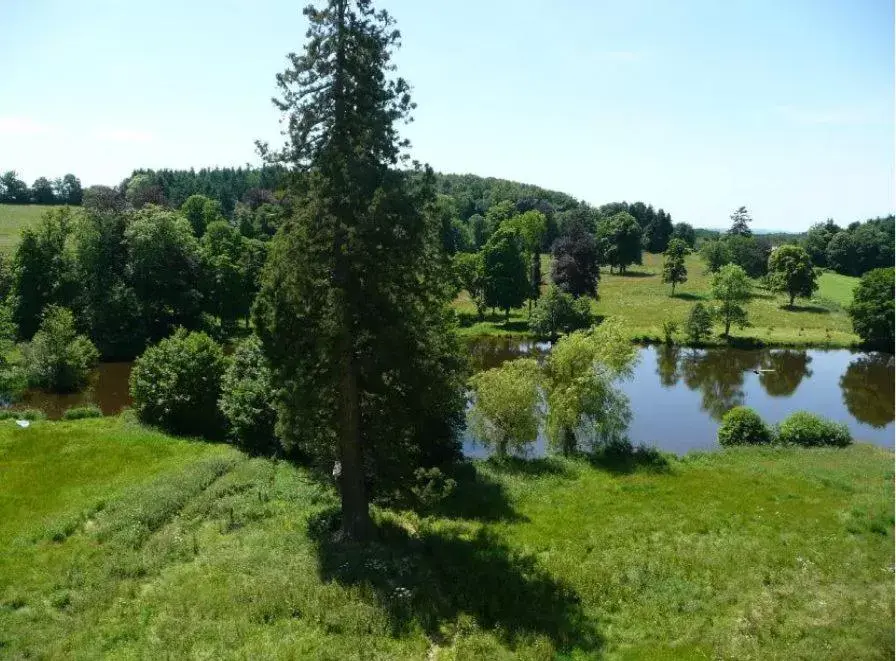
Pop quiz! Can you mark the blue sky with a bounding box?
[1,0,892,230]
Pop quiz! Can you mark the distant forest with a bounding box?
[1,166,892,277]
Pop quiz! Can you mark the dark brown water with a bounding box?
[15,340,894,456]
[21,362,133,419]
[463,337,895,456]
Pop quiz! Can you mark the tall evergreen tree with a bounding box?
[727,206,753,237]
[253,0,465,540]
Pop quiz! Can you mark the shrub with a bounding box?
[23,306,99,393]
[529,285,591,340]
[218,335,279,454]
[0,408,45,421]
[717,406,773,446]
[410,467,457,508]
[129,329,227,438]
[62,405,103,420]
[776,411,851,447]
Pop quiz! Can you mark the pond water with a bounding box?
[21,362,134,419]
[17,340,894,457]
[463,337,894,457]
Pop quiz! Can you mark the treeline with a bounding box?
[0,170,83,205]
[803,215,894,277]
[127,166,289,214]
[0,193,283,363]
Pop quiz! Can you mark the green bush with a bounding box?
[62,405,103,420]
[129,329,228,438]
[23,306,99,393]
[717,406,773,446]
[528,285,591,340]
[0,408,45,421]
[776,411,852,447]
[218,335,278,454]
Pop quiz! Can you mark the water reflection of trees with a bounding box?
[679,349,759,420]
[840,354,895,428]
[655,346,681,387]
[758,350,813,397]
[659,348,815,418]
[466,338,545,372]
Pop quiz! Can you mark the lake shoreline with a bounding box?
[458,327,871,351]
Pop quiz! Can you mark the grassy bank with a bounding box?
[454,253,860,347]
[0,416,891,659]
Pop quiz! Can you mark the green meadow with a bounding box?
[0,204,76,254]
[455,252,860,347]
[0,416,891,659]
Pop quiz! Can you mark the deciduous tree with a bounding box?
[125,207,203,343]
[466,358,540,458]
[551,219,600,296]
[767,244,817,307]
[711,264,751,338]
[528,285,591,341]
[700,239,730,273]
[482,226,529,319]
[11,208,79,339]
[661,238,689,294]
[181,194,224,237]
[543,319,638,455]
[595,212,641,274]
[848,267,894,349]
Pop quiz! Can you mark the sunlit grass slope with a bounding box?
[0,417,891,659]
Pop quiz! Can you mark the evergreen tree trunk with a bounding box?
[337,329,371,540]
[789,292,795,307]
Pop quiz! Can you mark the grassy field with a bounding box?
[455,253,861,347]
[0,204,74,254]
[0,416,891,659]
[815,270,860,307]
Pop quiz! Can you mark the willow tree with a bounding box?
[253,0,465,540]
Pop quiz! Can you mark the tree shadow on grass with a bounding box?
[672,292,704,301]
[427,462,529,522]
[586,442,672,476]
[308,510,602,655]
[618,270,654,278]
[781,303,830,314]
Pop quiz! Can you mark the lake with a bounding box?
[464,337,894,456]
[19,340,894,456]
